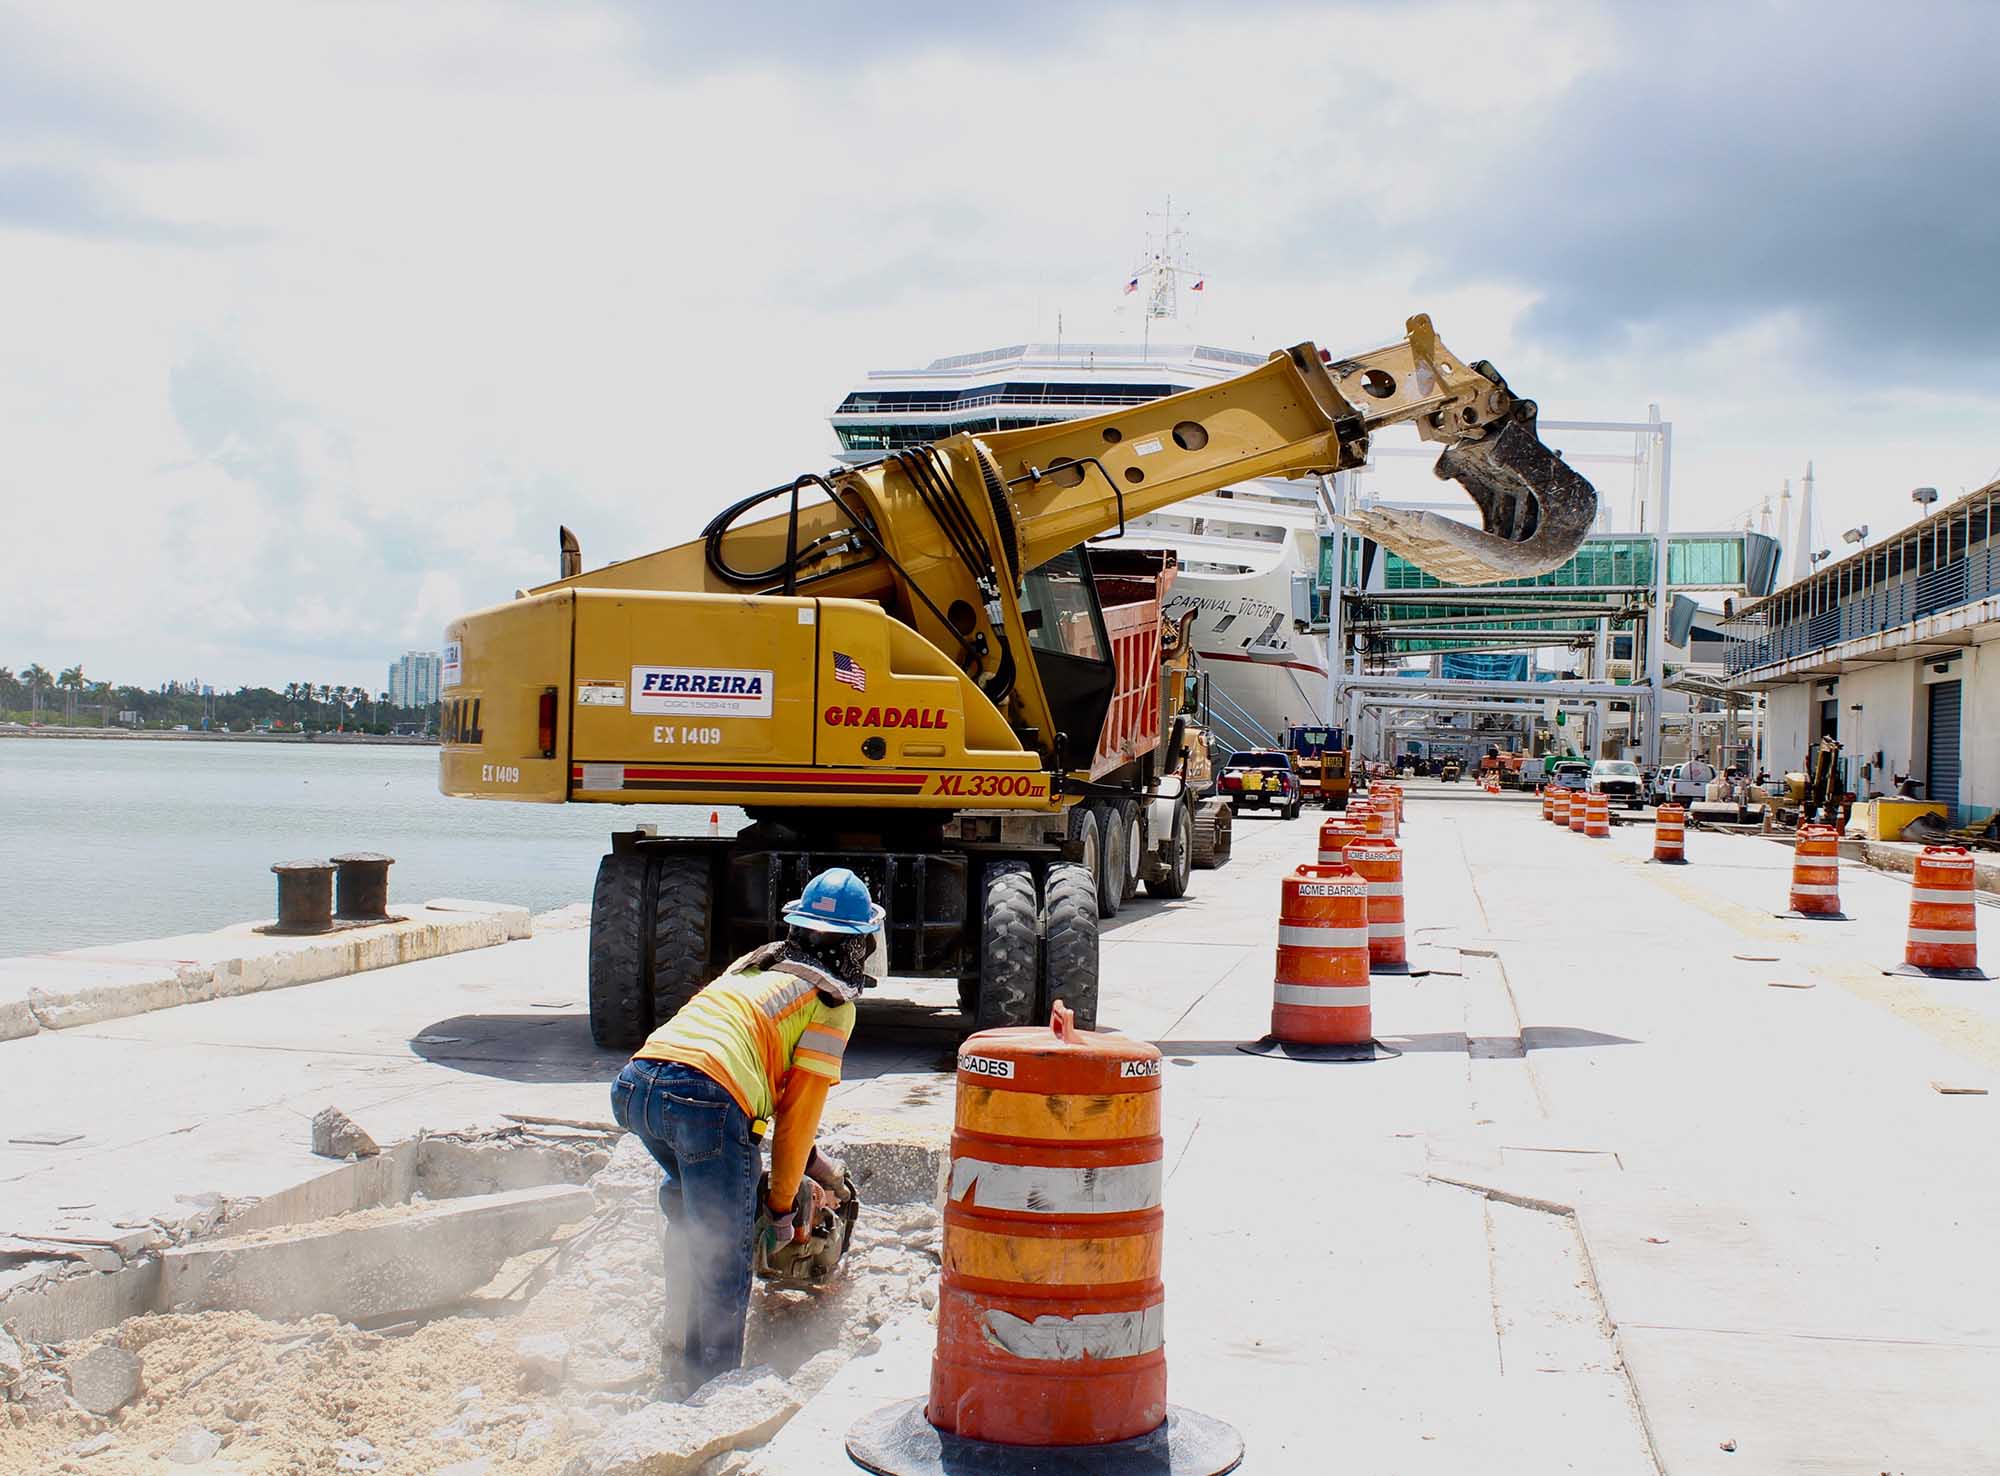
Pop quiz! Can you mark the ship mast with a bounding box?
[1131,197,1204,358]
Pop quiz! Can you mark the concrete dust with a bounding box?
[0,1132,942,1476]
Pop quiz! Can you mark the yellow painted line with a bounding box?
[955,1088,1159,1142]
[945,1225,1161,1286]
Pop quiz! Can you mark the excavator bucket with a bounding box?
[1340,370,1598,586]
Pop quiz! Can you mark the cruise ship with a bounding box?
[826,305,1331,743]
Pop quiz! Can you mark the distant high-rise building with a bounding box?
[387,651,442,708]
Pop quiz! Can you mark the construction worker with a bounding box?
[609,866,879,1386]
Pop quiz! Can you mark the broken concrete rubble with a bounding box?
[566,1367,802,1476]
[162,1183,593,1323]
[311,1106,381,1160]
[64,1342,142,1415]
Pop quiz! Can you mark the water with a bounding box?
[0,740,728,958]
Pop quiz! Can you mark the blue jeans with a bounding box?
[610,1059,759,1385]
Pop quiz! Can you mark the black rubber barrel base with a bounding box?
[1369,961,1413,976]
[1236,1036,1401,1063]
[846,1400,1243,1476]
[1883,963,1993,981]
[1775,910,1850,922]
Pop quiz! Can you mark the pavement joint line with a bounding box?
[1424,1173,1580,1219]
[1614,1322,2000,1351]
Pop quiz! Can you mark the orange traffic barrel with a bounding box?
[1316,816,1367,864]
[1583,791,1610,838]
[851,1004,1244,1474]
[1379,782,1404,829]
[1540,789,1553,822]
[1346,837,1408,974]
[1787,824,1843,917]
[1901,846,1985,976]
[1357,801,1391,839]
[1549,788,1571,827]
[1654,804,1686,863]
[1269,863,1371,1044]
[929,1002,1164,1444]
[1568,790,1588,833]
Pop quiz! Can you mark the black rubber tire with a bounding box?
[1067,803,1103,902]
[1117,799,1143,903]
[588,853,654,1051]
[1039,862,1100,1029]
[1146,799,1194,899]
[1093,802,1127,919]
[1192,803,1233,869]
[974,862,1039,1029]
[648,854,715,1027]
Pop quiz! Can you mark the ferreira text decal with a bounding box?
[630,666,773,718]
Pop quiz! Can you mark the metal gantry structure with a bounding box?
[1314,411,1774,767]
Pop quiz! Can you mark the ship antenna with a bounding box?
[1134,197,1205,356]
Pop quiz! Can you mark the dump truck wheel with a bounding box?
[1067,804,1102,900]
[1146,799,1194,899]
[1093,802,1126,918]
[1040,862,1100,1029]
[973,862,1038,1029]
[588,853,654,1051]
[648,854,714,1027]
[1117,799,1143,903]
[1191,802,1233,869]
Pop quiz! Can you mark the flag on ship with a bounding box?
[1191,278,1205,292]
[1124,276,1138,294]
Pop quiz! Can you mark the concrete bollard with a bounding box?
[270,860,336,935]
[331,852,395,922]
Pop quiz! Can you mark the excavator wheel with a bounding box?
[1191,801,1233,870]
[1039,862,1100,1029]
[971,861,1039,1029]
[588,853,654,1051]
[1146,797,1194,899]
[648,854,715,1027]
[1093,801,1127,919]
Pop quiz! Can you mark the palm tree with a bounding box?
[23,663,53,717]
[0,666,18,712]
[58,665,84,721]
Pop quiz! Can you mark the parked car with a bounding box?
[1649,763,1682,804]
[1590,759,1647,809]
[1549,760,1592,791]
[1220,750,1303,820]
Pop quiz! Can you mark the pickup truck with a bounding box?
[1590,759,1647,810]
[1220,750,1303,820]
[1549,760,1592,791]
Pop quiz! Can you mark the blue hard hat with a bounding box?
[782,867,885,935]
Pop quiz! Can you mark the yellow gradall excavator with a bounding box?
[439,315,1597,1045]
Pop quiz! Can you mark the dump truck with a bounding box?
[438,314,1598,1046]
[1062,547,1234,921]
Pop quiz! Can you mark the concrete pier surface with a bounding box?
[4,783,1997,1472]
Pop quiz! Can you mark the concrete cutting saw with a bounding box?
[753,1169,860,1288]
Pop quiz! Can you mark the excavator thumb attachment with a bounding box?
[1341,370,1597,586]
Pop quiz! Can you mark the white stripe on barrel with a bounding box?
[948,1158,1164,1215]
[982,1303,1166,1362]
[1273,982,1372,1008]
[1278,923,1369,949]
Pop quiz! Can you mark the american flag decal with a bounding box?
[833,651,867,691]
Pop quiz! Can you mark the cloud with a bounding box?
[4,0,1997,692]
[1421,1,2000,365]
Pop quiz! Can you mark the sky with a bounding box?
[4,0,1997,691]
